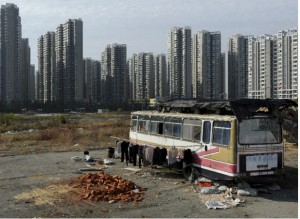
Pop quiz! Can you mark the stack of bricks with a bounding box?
[69,172,146,202]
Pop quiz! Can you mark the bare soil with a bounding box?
[0,144,298,218]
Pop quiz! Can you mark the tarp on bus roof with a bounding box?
[156,99,297,121]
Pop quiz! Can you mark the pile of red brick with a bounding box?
[70,172,146,202]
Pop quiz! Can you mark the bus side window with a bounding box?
[158,122,164,134]
[212,121,231,146]
[150,116,164,135]
[202,121,211,144]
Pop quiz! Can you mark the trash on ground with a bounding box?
[205,200,229,209]
[198,177,212,183]
[71,156,82,162]
[103,159,115,165]
[201,187,221,194]
[124,167,142,172]
[237,188,257,197]
[218,185,228,192]
[198,182,213,187]
[69,172,147,202]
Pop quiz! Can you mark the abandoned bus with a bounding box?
[129,99,297,180]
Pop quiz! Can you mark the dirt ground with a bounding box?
[0,145,298,218]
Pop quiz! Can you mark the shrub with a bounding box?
[0,114,17,126]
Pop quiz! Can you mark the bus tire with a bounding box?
[183,165,195,182]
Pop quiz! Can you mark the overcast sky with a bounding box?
[9,0,298,66]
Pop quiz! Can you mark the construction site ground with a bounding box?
[0,146,298,218]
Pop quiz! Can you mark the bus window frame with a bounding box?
[201,120,213,145]
[137,115,150,134]
[182,118,202,142]
[150,116,165,135]
[212,120,231,147]
[164,116,182,139]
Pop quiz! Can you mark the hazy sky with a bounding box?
[9,0,298,66]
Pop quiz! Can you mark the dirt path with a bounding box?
[0,148,298,218]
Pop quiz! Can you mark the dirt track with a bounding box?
[0,147,298,218]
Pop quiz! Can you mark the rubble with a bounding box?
[69,172,147,203]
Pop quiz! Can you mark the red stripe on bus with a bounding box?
[195,147,220,157]
[193,156,236,173]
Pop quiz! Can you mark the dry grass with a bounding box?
[0,112,130,155]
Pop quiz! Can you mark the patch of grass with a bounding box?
[0,112,131,155]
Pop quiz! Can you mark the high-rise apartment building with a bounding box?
[192,31,223,99]
[29,64,35,101]
[127,54,137,100]
[273,29,298,99]
[20,38,31,102]
[220,52,226,99]
[63,19,83,102]
[37,32,55,103]
[101,44,127,103]
[128,53,155,100]
[168,27,192,99]
[154,54,168,98]
[83,58,101,103]
[37,19,83,103]
[228,35,248,99]
[0,3,22,102]
[248,35,273,99]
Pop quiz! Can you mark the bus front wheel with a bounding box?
[183,165,196,182]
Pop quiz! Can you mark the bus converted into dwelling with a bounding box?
[129,99,297,180]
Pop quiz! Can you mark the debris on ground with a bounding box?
[69,172,147,202]
[205,200,229,209]
[237,188,258,197]
[103,159,115,165]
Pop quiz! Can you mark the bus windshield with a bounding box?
[238,117,282,145]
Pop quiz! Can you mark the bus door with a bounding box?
[201,120,213,164]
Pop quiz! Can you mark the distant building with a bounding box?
[101,44,127,103]
[168,27,192,99]
[61,19,83,102]
[29,64,35,101]
[0,3,22,102]
[20,38,31,102]
[37,32,55,103]
[192,31,223,99]
[248,35,274,99]
[37,19,83,103]
[273,29,298,99]
[228,35,248,99]
[154,54,168,99]
[129,53,155,100]
[83,58,101,103]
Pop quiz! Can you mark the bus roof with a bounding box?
[131,110,236,121]
[155,99,297,121]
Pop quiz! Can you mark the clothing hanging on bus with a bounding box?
[115,140,122,158]
[128,143,134,163]
[132,144,139,166]
[121,141,129,164]
[168,147,178,165]
[160,148,167,164]
[145,146,154,163]
[183,149,193,165]
[138,145,144,168]
[152,147,161,165]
